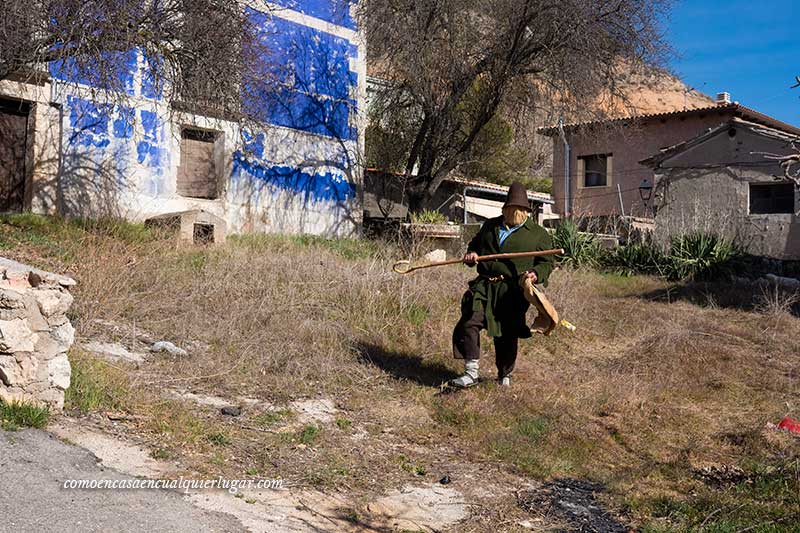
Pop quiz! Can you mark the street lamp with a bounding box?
[639,178,653,216]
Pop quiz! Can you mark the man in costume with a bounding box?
[450,181,555,388]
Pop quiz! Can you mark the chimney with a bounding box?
[716,92,731,105]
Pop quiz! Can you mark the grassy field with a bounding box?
[1,213,799,531]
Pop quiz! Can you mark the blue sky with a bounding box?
[667,0,800,125]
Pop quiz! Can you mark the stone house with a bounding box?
[0,1,366,237]
[538,95,800,220]
[641,119,800,261]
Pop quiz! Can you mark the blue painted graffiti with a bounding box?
[249,10,356,101]
[66,95,165,176]
[140,53,163,100]
[232,151,355,204]
[242,130,267,159]
[270,0,355,30]
[136,109,163,168]
[67,96,113,149]
[51,50,137,95]
[247,86,355,140]
[245,9,357,140]
[112,107,135,139]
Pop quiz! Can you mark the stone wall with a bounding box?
[0,258,76,410]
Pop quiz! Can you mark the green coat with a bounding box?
[462,216,555,339]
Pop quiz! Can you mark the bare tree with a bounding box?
[0,0,274,119]
[753,78,800,191]
[361,0,670,211]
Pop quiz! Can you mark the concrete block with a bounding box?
[145,209,227,245]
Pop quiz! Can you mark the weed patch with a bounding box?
[298,424,321,445]
[64,349,134,413]
[0,399,50,430]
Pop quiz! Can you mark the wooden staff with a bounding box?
[392,248,565,274]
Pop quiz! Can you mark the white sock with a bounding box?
[465,359,479,379]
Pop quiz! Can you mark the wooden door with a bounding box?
[177,128,218,199]
[0,99,29,212]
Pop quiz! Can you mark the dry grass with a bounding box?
[2,214,799,531]
[756,284,800,318]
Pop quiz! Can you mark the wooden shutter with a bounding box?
[177,129,218,199]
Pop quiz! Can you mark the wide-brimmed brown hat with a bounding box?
[503,181,531,211]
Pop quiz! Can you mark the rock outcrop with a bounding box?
[0,258,76,409]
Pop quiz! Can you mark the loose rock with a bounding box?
[83,341,147,363]
[367,484,468,531]
[151,341,188,357]
[221,406,242,417]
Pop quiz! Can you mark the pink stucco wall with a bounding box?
[548,109,738,218]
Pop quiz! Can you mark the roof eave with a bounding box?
[540,103,800,138]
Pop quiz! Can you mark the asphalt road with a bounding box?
[0,429,244,533]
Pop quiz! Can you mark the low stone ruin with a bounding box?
[0,258,76,410]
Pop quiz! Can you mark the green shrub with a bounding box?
[410,210,448,224]
[600,233,742,281]
[552,219,602,268]
[603,241,667,277]
[0,399,50,430]
[665,233,742,281]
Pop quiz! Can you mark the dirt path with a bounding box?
[0,428,242,532]
[47,417,472,532]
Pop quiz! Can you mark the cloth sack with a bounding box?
[521,277,559,336]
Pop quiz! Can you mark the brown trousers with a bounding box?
[452,309,519,379]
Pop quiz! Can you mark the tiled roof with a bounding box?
[363,169,554,204]
[537,103,800,137]
[640,117,800,168]
[445,176,553,204]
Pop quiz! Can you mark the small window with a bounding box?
[749,183,795,214]
[578,154,612,188]
[178,128,220,199]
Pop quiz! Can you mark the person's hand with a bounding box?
[523,270,538,283]
[463,252,478,267]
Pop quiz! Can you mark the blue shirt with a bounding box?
[498,223,524,247]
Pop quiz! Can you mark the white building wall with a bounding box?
[0,1,366,238]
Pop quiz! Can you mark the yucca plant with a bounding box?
[666,233,741,281]
[603,241,667,277]
[552,219,602,268]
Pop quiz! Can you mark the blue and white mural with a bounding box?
[41,1,364,236]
